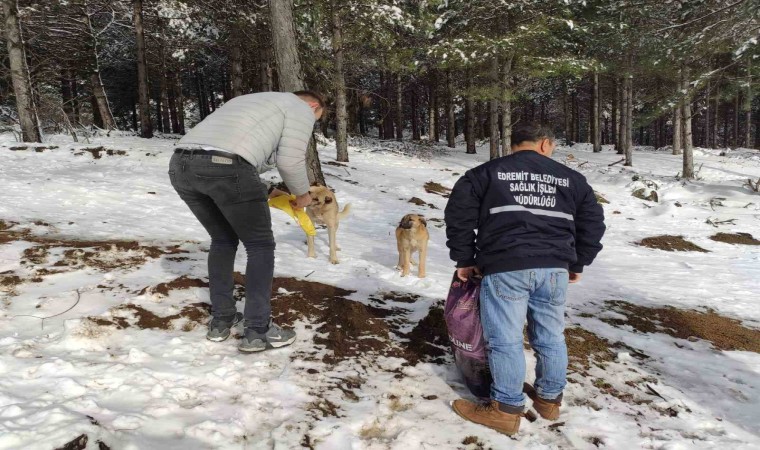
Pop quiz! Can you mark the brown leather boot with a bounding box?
[451,399,522,435]
[524,383,561,421]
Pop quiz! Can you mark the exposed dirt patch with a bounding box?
[370,291,421,304]
[637,235,709,252]
[402,305,448,364]
[594,192,609,204]
[4,227,187,271]
[408,197,438,209]
[236,275,447,365]
[87,302,210,331]
[54,433,88,450]
[461,436,488,449]
[710,232,760,246]
[74,147,127,159]
[139,276,208,296]
[22,246,50,265]
[0,274,23,293]
[0,220,17,232]
[603,300,760,353]
[565,327,615,371]
[270,277,390,364]
[424,181,451,197]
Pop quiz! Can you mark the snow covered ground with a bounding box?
[0,132,759,449]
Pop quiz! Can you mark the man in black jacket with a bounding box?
[445,123,605,435]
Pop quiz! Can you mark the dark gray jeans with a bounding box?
[169,150,273,333]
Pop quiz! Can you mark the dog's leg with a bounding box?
[307,235,316,258]
[400,247,410,277]
[418,242,428,278]
[328,224,339,264]
[396,238,404,270]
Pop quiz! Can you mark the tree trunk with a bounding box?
[428,72,437,141]
[131,101,138,132]
[159,54,171,133]
[712,94,719,148]
[91,94,104,128]
[623,74,633,165]
[561,91,568,142]
[270,0,324,186]
[733,93,739,148]
[331,0,348,162]
[395,73,403,141]
[231,43,244,98]
[501,53,514,155]
[570,92,580,142]
[673,104,682,155]
[71,74,81,124]
[168,71,179,134]
[592,71,601,152]
[610,77,620,150]
[446,70,455,148]
[744,57,752,148]
[155,93,163,133]
[61,74,74,124]
[133,0,152,138]
[489,56,499,160]
[174,71,186,134]
[705,83,711,149]
[682,67,694,179]
[411,88,421,141]
[383,74,394,139]
[195,71,207,120]
[3,0,42,142]
[618,78,626,155]
[465,89,476,154]
[84,7,116,130]
[260,49,273,92]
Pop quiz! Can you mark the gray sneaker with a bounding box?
[206,312,243,342]
[238,321,296,353]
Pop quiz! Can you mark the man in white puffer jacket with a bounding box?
[169,91,324,353]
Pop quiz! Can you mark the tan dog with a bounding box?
[395,214,429,278]
[306,185,351,264]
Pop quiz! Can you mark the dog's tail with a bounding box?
[338,203,352,220]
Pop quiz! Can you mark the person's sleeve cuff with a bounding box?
[569,264,584,273]
[456,259,477,268]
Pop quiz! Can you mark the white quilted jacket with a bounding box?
[177,92,315,195]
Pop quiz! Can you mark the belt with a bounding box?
[174,148,250,165]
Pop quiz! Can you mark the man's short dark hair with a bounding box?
[511,123,555,147]
[293,90,326,109]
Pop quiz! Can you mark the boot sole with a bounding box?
[450,401,518,436]
[206,333,231,342]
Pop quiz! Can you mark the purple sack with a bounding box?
[444,272,492,399]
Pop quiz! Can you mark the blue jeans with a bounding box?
[480,268,569,409]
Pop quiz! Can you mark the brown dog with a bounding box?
[395,214,429,278]
[306,185,351,264]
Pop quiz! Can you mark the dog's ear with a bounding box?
[419,217,427,227]
[324,196,333,204]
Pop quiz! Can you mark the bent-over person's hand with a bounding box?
[456,266,481,282]
[569,272,582,284]
[290,192,312,210]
